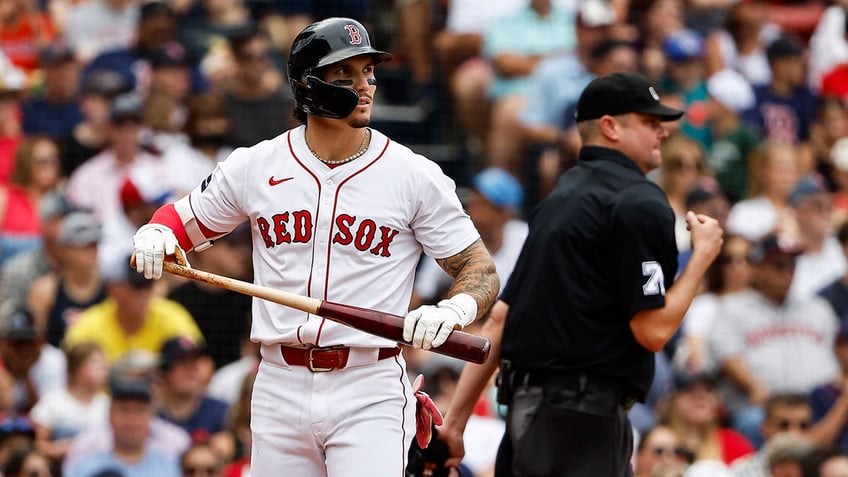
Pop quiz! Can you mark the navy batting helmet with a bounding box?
[288,17,392,119]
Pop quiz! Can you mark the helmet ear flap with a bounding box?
[292,75,360,119]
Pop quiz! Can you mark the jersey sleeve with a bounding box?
[410,160,480,259]
[185,147,251,236]
[612,184,679,318]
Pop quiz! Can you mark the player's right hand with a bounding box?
[132,223,180,279]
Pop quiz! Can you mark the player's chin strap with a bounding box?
[291,75,360,119]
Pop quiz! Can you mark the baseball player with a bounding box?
[131,17,499,476]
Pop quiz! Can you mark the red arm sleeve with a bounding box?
[149,204,192,251]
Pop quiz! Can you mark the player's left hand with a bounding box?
[404,294,477,350]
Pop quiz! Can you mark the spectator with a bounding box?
[175,0,254,67]
[432,0,526,142]
[63,368,181,477]
[808,3,848,94]
[626,0,685,82]
[31,342,110,463]
[660,28,711,150]
[674,234,754,375]
[809,312,848,456]
[0,305,66,415]
[26,210,106,347]
[0,192,74,311]
[61,69,131,178]
[143,42,194,154]
[63,0,139,65]
[154,337,231,460]
[657,133,709,254]
[743,34,819,146]
[0,0,55,74]
[0,53,25,184]
[831,138,848,228]
[63,253,203,364]
[518,10,633,200]
[725,141,800,242]
[179,442,223,477]
[0,135,63,265]
[633,425,690,477]
[0,414,36,470]
[65,93,166,222]
[161,93,233,196]
[820,221,848,321]
[21,42,83,142]
[806,98,848,198]
[704,68,761,203]
[731,393,816,476]
[708,235,839,447]
[220,371,254,477]
[63,350,190,475]
[704,0,779,87]
[223,27,292,148]
[4,447,53,477]
[82,1,179,97]
[167,223,251,370]
[481,0,577,174]
[788,174,847,301]
[658,370,754,465]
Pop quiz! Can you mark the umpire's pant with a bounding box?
[494,376,634,477]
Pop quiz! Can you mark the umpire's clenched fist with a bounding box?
[685,211,723,266]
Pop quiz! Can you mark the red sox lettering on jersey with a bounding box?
[183,126,479,348]
[256,210,400,257]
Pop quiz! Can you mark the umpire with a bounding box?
[440,73,724,477]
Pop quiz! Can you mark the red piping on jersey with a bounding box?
[288,131,322,344]
[318,136,390,344]
[396,354,410,471]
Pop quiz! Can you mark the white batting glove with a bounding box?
[132,223,183,279]
[403,293,477,350]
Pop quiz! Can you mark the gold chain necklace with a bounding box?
[307,129,371,165]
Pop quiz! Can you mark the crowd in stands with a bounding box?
[0,0,847,476]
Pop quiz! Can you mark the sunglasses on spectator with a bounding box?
[776,419,811,431]
[651,446,695,463]
[183,466,218,476]
[718,254,751,266]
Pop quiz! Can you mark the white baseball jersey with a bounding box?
[186,125,480,347]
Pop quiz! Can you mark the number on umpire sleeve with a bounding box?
[641,261,666,296]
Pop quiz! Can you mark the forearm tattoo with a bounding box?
[436,239,499,320]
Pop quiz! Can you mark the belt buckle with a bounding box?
[307,347,335,373]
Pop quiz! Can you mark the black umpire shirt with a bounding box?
[500,145,678,401]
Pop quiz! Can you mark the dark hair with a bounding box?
[4,448,45,476]
[705,234,750,292]
[765,392,810,419]
[838,221,848,245]
[292,105,306,125]
[590,39,635,62]
[229,26,271,59]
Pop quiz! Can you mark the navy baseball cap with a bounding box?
[575,73,684,122]
[663,29,705,62]
[159,336,205,370]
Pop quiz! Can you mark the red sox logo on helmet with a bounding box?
[344,24,363,45]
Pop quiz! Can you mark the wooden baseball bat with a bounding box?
[156,261,491,364]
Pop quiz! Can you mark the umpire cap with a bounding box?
[575,72,684,122]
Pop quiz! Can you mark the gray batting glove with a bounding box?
[132,223,180,279]
[403,294,477,350]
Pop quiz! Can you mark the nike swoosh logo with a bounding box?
[269,176,294,186]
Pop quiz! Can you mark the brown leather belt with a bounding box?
[280,345,401,372]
